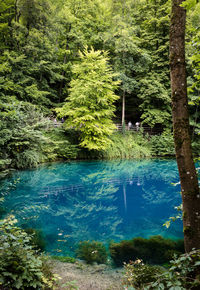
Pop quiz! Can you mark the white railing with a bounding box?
[115,124,163,135]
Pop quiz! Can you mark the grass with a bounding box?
[102,131,152,159]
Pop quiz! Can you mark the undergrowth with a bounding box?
[101,132,151,159]
[0,215,56,289]
[123,250,200,289]
[42,127,79,162]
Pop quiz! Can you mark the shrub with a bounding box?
[0,215,54,289]
[124,250,200,289]
[149,129,175,156]
[122,260,164,289]
[76,241,108,264]
[42,128,79,162]
[0,101,49,170]
[13,150,41,169]
[109,235,184,266]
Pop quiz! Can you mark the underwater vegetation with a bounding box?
[70,236,184,266]
[0,159,184,255]
[76,241,108,264]
[23,228,46,252]
[51,256,76,263]
[0,206,6,218]
[109,235,184,266]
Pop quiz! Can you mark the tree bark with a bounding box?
[170,0,200,252]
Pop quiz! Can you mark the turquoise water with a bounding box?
[0,159,183,256]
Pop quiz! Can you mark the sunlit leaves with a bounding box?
[57,47,120,150]
[181,0,197,10]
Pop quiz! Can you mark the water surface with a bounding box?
[0,159,183,256]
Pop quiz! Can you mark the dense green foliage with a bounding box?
[102,132,151,159]
[0,101,48,170]
[109,235,184,266]
[56,48,120,150]
[149,130,175,156]
[0,215,54,289]
[42,127,79,162]
[76,240,108,264]
[123,249,200,289]
[0,1,200,287]
[0,0,199,168]
[123,260,164,289]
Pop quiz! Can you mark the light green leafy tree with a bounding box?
[56,47,120,151]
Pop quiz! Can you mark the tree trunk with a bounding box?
[170,0,200,252]
[122,90,125,127]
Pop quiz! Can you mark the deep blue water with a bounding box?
[0,159,183,256]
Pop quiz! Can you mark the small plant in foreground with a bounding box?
[76,240,107,264]
[0,215,55,289]
[122,250,200,289]
[122,259,163,289]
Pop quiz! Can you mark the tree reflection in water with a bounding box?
[0,159,184,256]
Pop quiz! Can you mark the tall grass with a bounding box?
[102,132,151,159]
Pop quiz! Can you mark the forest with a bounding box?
[0,0,200,289]
[0,0,200,170]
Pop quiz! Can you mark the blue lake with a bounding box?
[0,159,183,256]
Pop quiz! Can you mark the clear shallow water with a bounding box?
[0,159,183,256]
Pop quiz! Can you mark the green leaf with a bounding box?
[180,0,197,10]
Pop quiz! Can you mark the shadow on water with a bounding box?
[0,159,183,256]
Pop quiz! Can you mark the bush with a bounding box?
[0,101,49,170]
[149,130,175,156]
[123,250,200,289]
[122,260,164,289]
[0,215,54,289]
[76,241,108,264]
[109,235,184,266]
[42,128,79,162]
[12,150,41,169]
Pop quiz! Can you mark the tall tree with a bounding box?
[56,48,120,151]
[137,0,172,128]
[170,0,200,252]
